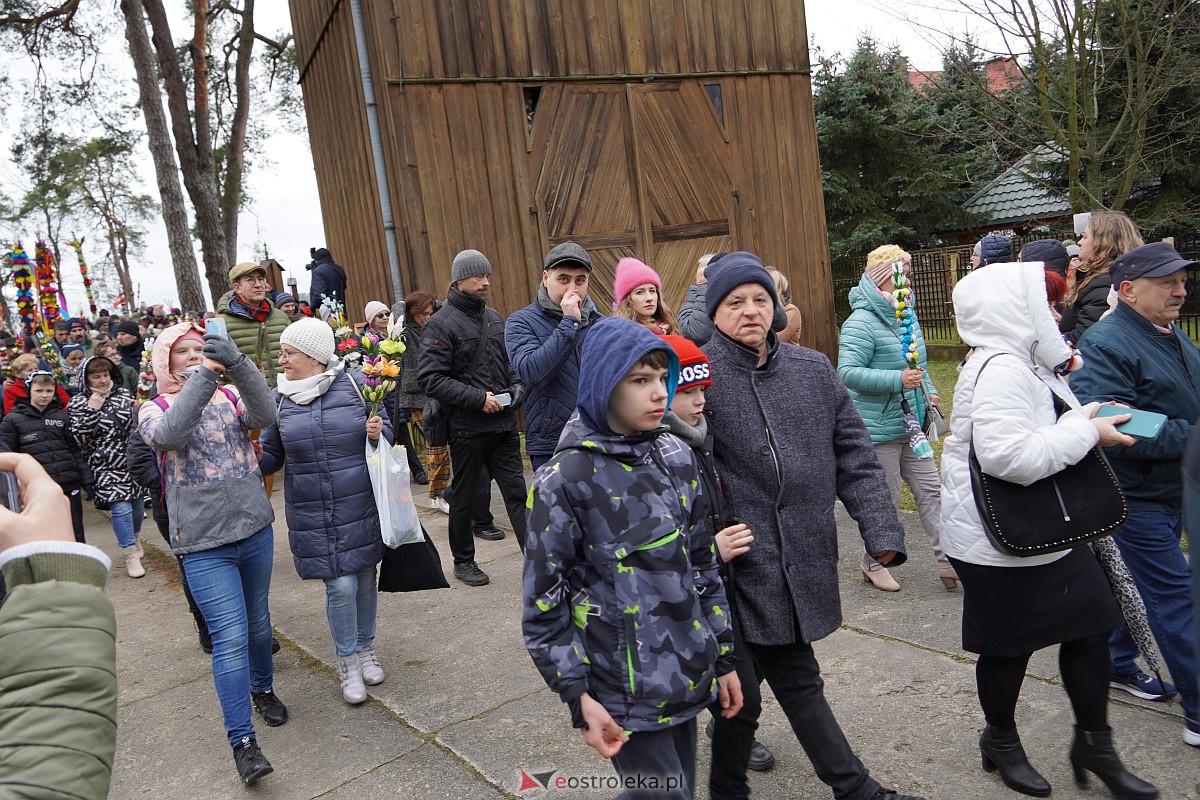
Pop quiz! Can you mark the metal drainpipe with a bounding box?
[349,0,405,302]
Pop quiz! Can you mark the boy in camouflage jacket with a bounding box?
[523,317,741,797]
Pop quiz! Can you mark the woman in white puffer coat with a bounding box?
[941,261,1156,800]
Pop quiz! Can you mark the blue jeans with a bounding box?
[110,499,144,549]
[1107,510,1197,724]
[182,526,276,747]
[529,453,550,471]
[324,566,378,658]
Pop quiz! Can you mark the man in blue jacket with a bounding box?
[1071,241,1200,748]
[504,241,602,470]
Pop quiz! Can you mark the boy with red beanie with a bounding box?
[659,334,780,791]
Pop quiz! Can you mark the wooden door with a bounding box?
[628,81,735,310]
[533,85,637,311]
[531,81,736,313]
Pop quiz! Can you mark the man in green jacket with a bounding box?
[217,262,291,389]
[0,452,118,798]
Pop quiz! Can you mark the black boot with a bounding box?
[194,613,212,654]
[232,736,273,785]
[1069,726,1157,800]
[979,725,1051,797]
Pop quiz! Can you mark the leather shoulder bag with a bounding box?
[968,354,1127,557]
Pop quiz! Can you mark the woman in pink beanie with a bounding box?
[612,257,677,335]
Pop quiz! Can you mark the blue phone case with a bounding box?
[1095,405,1167,440]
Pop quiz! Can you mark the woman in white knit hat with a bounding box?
[258,317,392,705]
[364,300,391,336]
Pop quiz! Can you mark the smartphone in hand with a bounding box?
[0,471,22,513]
[494,392,512,407]
[205,317,229,338]
[1095,405,1167,440]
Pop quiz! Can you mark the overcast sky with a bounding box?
[4,0,999,313]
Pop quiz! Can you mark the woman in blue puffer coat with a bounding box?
[838,245,954,593]
[259,318,391,706]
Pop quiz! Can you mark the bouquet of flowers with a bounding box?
[324,301,364,366]
[359,315,405,417]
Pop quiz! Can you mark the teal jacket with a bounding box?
[837,274,938,444]
[0,545,117,798]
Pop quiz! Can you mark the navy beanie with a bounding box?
[704,249,790,336]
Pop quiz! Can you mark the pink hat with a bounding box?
[613,257,662,306]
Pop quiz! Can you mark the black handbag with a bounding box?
[378,525,450,592]
[968,355,1127,557]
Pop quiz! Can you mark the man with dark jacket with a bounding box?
[113,320,144,373]
[308,247,347,317]
[701,252,923,800]
[1071,241,1200,748]
[418,250,527,587]
[505,241,602,470]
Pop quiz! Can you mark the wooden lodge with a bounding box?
[289,0,836,354]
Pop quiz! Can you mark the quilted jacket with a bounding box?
[837,273,938,444]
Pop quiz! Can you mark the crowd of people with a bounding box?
[0,221,1197,800]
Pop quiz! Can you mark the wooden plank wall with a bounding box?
[289,0,391,323]
[389,0,809,78]
[290,0,835,354]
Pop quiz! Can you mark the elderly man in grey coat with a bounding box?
[701,251,923,800]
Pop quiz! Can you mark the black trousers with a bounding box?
[66,485,85,543]
[708,615,764,800]
[155,516,206,629]
[611,718,697,799]
[443,465,495,531]
[447,430,527,563]
[717,639,881,800]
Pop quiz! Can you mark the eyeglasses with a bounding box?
[238,275,270,285]
[278,348,302,361]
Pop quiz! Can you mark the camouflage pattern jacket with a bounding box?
[522,416,735,732]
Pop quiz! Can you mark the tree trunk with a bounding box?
[120,0,207,313]
[220,0,255,268]
[141,0,230,306]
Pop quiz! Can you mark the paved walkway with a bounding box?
[92,484,1198,799]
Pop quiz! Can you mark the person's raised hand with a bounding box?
[0,453,72,551]
[579,693,627,758]
[561,291,583,321]
[202,333,245,370]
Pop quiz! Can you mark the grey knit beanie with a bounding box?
[451,249,493,283]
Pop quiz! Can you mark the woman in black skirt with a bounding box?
[940,263,1156,799]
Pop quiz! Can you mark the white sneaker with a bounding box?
[337,654,367,704]
[1185,723,1200,748]
[122,545,146,579]
[428,496,450,514]
[359,645,385,686]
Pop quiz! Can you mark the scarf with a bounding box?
[661,409,707,448]
[276,358,345,406]
[232,295,272,323]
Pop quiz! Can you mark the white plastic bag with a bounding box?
[365,441,423,548]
